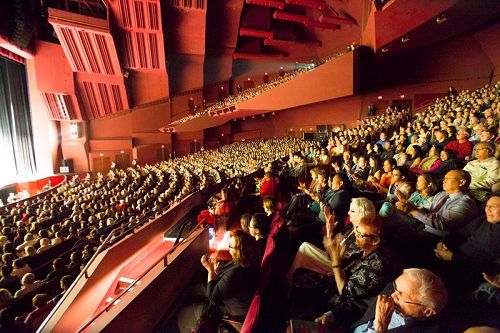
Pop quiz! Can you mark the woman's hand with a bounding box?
[323,205,337,239]
[327,233,346,264]
[200,254,216,273]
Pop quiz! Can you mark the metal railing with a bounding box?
[75,222,205,332]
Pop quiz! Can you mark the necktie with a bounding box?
[432,194,450,213]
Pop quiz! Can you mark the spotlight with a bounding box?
[381,47,389,53]
[401,35,410,43]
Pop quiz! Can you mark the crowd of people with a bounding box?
[0,137,308,331]
[177,82,500,333]
[0,81,499,332]
[169,47,352,127]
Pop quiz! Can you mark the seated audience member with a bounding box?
[378,168,413,217]
[177,230,261,333]
[0,289,15,310]
[0,306,21,332]
[350,156,370,181]
[21,246,36,258]
[318,174,351,232]
[315,268,450,332]
[15,234,37,253]
[404,145,423,170]
[365,159,396,195]
[11,259,31,279]
[431,129,450,150]
[23,294,54,332]
[444,126,473,160]
[379,141,395,162]
[463,142,500,202]
[395,174,438,214]
[262,197,276,217]
[0,266,20,295]
[393,143,408,167]
[289,208,399,320]
[36,238,52,254]
[239,213,251,233]
[196,186,234,226]
[14,273,45,299]
[376,132,388,149]
[410,145,441,174]
[287,198,376,283]
[434,196,500,294]
[248,213,271,254]
[45,258,68,282]
[258,171,279,198]
[406,169,478,235]
[428,149,462,184]
[51,275,74,303]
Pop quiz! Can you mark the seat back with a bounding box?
[241,214,288,333]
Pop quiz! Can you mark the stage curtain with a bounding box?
[0,57,37,184]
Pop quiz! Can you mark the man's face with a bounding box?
[475,144,491,161]
[457,129,468,141]
[380,133,386,141]
[391,274,429,319]
[331,175,343,191]
[442,170,464,194]
[480,131,493,142]
[485,197,500,224]
[385,142,392,151]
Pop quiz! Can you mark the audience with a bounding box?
[0,81,499,332]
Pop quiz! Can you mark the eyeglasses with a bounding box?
[354,226,377,239]
[393,281,425,307]
[443,177,460,181]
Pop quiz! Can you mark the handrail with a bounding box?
[75,221,206,333]
[36,227,121,333]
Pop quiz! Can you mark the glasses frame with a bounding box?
[354,225,377,239]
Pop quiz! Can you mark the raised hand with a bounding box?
[374,294,395,333]
[323,205,336,238]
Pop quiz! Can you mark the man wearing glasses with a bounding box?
[315,268,451,332]
[406,169,478,235]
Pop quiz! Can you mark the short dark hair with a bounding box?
[250,213,271,238]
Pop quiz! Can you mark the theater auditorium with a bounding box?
[0,0,499,332]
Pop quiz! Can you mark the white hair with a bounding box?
[403,268,448,312]
[350,197,376,223]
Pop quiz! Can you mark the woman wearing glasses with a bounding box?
[287,197,401,319]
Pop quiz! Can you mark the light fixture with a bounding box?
[377,96,382,100]
[400,94,405,99]
[401,35,410,43]
[436,14,447,24]
[69,123,80,138]
[381,47,389,53]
